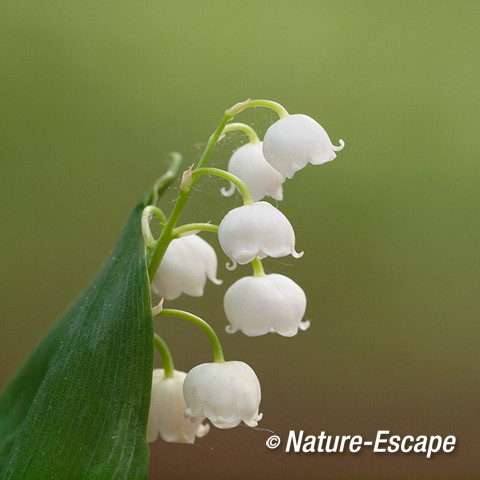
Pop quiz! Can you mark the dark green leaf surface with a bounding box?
[0,296,80,466]
[0,201,153,479]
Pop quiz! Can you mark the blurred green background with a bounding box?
[1,1,479,479]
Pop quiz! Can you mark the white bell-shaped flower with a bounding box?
[263,114,345,179]
[224,273,309,337]
[222,142,284,201]
[218,201,303,269]
[147,369,210,444]
[151,234,221,300]
[183,361,263,429]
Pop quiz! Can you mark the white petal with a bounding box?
[147,369,209,444]
[183,361,262,430]
[263,114,344,179]
[220,182,236,197]
[218,202,300,265]
[151,235,221,300]
[224,274,307,337]
[227,142,284,202]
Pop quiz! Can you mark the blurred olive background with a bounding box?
[1,1,479,479]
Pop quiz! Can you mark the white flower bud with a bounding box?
[151,234,221,300]
[263,114,345,179]
[183,361,262,429]
[218,201,303,269]
[147,369,210,444]
[224,273,309,337]
[222,142,284,201]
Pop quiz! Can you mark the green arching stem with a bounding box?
[142,206,167,248]
[226,98,289,119]
[192,167,254,205]
[144,205,167,225]
[156,309,225,363]
[153,333,175,378]
[146,151,183,206]
[251,257,265,277]
[172,223,219,238]
[222,122,260,143]
[146,99,288,280]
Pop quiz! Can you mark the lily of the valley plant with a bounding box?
[144,99,344,443]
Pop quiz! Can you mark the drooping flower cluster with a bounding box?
[144,99,344,445]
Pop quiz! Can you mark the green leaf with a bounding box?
[0,200,153,480]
